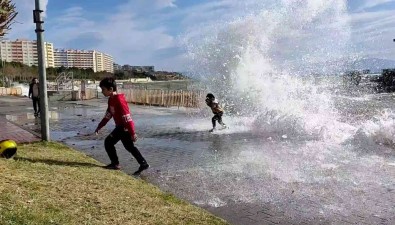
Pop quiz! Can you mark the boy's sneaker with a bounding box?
[209,128,216,132]
[220,124,227,129]
[102,163,120,170]
[133,163,149,175]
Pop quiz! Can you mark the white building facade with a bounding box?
[54,49,114,73]
[0,39,114,73]
[0,39,54,68]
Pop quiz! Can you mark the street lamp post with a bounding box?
[1,60,4,87]
[33,0,50,141]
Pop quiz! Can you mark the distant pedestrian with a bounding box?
[94,77,149,175]
[28,78,40,117]
[205,93,227,132]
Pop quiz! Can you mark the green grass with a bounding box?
[0,142,228,225]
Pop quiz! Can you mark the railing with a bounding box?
[55,72,74,91]
[48,88,99,101]
[120,88,204,108]
[42,86,205,108]
[0,87,22,96]
[67,87,204,108]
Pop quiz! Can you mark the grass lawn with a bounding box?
[0,142,228,225]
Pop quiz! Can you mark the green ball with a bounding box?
[0,139,17,159]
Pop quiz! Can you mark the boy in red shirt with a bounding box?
[95,77,149,175]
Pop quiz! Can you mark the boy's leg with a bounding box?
[104,128,122,167]
[120,130,149,175]
[120,130,147,165]
[218,113,226,127]
[212,115,217,128]
[209,115,218,132]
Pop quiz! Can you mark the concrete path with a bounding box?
[0,96,39,143]
[1,95,395,225]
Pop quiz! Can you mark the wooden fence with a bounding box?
[0,87,22,96]
[120,88,205,108]
[0,86,205,108]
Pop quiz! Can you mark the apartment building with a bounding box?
[54,49,114,73]
[45,42,55,68]
[0,39,114,73]
[54,49,97,71]
[95,52,114,72]
[0,39,55,68]
[102,53,114,73]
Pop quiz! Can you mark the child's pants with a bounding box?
[212,112,225,128]
[104,126,147,165]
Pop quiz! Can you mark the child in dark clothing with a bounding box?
[95,77,149,175]
[205,93,227,132]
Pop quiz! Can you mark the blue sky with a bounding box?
[5,0,395,72]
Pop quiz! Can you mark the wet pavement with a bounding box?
[0,97,39,143]
[1,96,395,225]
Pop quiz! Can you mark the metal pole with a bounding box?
[1,60,4,87]
[71,72,74,91]
[34,0,50,141]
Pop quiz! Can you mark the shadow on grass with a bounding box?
[14,156,102,168]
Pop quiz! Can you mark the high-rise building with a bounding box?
[0,39,55,68]
[45,42,55,68]
[54,49,114,73]
[54,49,97,71]
[0,39,114,73]
[95,52,113,73]
[102,53,114,73]
[95,51,103,72]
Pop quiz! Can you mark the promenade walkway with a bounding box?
[0,96,39,143]
[1,95,395,225]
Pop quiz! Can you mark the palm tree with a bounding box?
[0,0,18,37]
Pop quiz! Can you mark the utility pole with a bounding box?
[1,60,4,87]
[33,0,50,141]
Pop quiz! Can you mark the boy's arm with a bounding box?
[116,98,136,137]
[95,108,112,132]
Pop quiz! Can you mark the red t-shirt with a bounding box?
[96,93,136,136]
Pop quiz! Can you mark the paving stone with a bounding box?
[0,116,39,143]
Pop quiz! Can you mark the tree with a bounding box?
[114,71,125,80]
[0,0,18,37]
